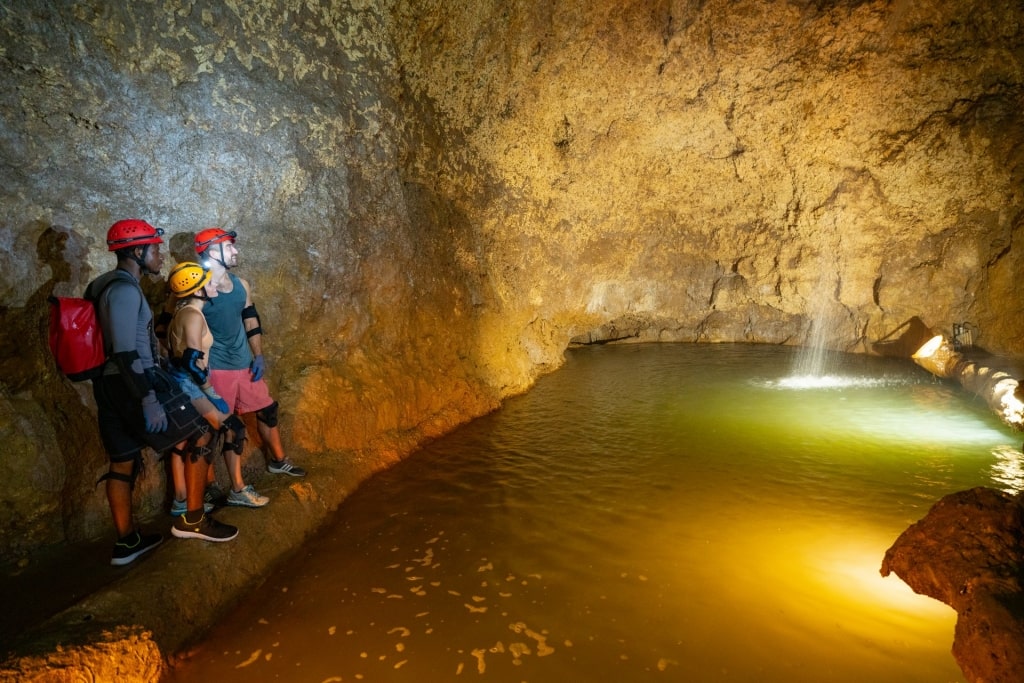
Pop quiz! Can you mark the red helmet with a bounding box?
[106,219,164,251]
[194,227,237,254]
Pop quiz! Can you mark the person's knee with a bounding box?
[255,401,279,428]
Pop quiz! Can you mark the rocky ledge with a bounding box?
[881,487,1024,683]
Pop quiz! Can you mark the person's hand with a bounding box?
[141,391,168,433]
[203,386,229,414]
[250,354,265,382]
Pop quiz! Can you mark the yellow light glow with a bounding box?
[913,335,945,359]
[911,335,962,378]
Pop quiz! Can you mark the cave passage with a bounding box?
[169,344,1022,682]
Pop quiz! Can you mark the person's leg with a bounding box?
[203,407,248,496]
[234,374,307,477]
[106,459,135,538]
[184,434,211,514]
[251,400,306,477]
[256,420,285,460]
[170,453,186,501]
[94,377,146,537]
[105,451,161,566]
[173,430,239,542]
[224,448,245,491]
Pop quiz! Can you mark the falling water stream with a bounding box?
[170,344,1022,683]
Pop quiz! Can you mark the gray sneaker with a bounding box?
[227,485,269,508]
[268,458,306,477]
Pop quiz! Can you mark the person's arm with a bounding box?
[239,278,266,380]
[105,283,153,398]
[177,308,228,413]
[105,282,167,432]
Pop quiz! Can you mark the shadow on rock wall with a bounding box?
[0,223,158,560]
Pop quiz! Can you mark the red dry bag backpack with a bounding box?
[48,295,106,381]
[47,272,133,381]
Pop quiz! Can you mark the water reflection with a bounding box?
[990,444,1024,493]
[171,344,1019,682]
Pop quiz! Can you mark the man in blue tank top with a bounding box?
[88,219,238,566]
[195,227,307,478]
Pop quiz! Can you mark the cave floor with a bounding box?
[1,536,122,645]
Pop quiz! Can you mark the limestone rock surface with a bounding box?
[0,0,1023,676]
[881,487,1024,683]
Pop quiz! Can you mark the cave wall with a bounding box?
[1,0,1023,559]
[389,0,1024,357]
[0,0,501,558]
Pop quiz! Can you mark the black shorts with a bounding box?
[92,372,206,461]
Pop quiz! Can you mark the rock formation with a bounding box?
[1,0,1023,679]
[881,487,1024,683]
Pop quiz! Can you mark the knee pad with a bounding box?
[256,401,279,428]
[221,414,247,454]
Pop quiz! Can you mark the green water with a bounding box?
[170,344,1022,682]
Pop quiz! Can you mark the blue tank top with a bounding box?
[203,273,251,370]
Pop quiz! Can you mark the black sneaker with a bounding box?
[203,482,226,507]
[111,530,163,566]
[171,512,238,542]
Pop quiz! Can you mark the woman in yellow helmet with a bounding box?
[166,262,269,520]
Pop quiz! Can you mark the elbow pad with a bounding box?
[242,304,263,338]
[110,350,152,400]
[181,347,209,386]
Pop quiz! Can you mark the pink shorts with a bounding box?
[209,368,275,415]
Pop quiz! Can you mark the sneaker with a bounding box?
[170,498,214,516]
[111,530,162,566]
[268,458,306,477]
[203,482,226,506]
[171,512,238,542]
[227,485,269,508]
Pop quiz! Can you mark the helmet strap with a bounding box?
[131,244,158,275]
[213,242,231,271]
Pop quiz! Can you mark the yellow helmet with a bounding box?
[168,261,212,298]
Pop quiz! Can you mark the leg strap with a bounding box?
[96,470,133,486]
[177,429,215,464]
[95,454,142,488]
[192,441,214,464]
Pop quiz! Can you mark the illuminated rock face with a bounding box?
[882,487,1024,683]
[0,2,1023,558]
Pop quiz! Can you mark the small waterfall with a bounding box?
[785,268,844,388]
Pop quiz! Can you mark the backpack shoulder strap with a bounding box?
[84,268,137,303]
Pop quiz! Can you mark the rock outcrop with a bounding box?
[881,487,1024,683]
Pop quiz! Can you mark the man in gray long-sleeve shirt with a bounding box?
[87,219,237,566]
